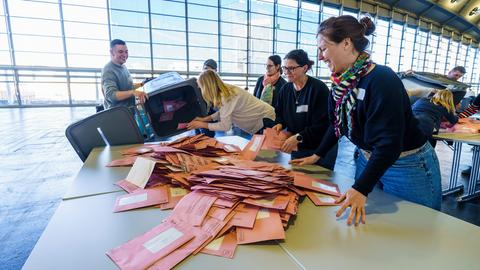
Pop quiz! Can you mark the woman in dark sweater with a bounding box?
[412,90,458,147]
[291,15,442,225]
[253,55,287,109]
[269,49,337,170]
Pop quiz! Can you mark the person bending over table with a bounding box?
[253,54,287,108]
[268,49,337,170]
[187,70,275,135]
[412,90,458,148]
[291,15,442,225]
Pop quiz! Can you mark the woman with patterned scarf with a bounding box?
[253,55,287,109]
[291,15,442,226]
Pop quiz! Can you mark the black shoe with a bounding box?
[461,166,471,175]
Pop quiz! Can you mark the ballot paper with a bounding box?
[124,157,157,189]
[106,221,194,270]
[177,123,188,130]
[113,186,169,212]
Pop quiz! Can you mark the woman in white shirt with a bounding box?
[187,70,275,135]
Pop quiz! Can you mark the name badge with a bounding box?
[357,88,366,100]
[296,105,308,113]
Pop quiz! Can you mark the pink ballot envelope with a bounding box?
[113,186,168,212]
[115,179,140,193]
[201,230,237,259]
[305,190,340,206]
[240,134,265,160]
[106,221,195,270]
[147,222,210,270]
[236,208,285,244]
[293,172,341,197]
[177,123,188,130]
[170,192,217,226]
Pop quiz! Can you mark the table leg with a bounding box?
[458,145,480,202]
[442,141,464,196]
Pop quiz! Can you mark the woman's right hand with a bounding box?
[272,124,283,132]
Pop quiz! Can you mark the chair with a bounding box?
[66,106,144,162]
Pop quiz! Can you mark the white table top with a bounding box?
[25,136,480,270]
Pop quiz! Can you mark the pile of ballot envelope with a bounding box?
[105,134,343,270]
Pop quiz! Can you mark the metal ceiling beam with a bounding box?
[419,4,436,17]
[442,14,458,25]
[391,0,401,8]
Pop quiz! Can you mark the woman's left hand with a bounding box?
[335,188,367,226]
[281,135,298,153]
[289,154,320,165]
[187,120,207,130]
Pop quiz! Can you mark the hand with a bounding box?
[187,120,207,130]
[193,116,209,122]
[272,124,283,132]
[133,90,148,103]
[281,135,298,153]
[289,154,320,165]
[335,188,367,226]
[142,77,154,85]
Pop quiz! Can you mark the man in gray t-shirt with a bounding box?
[101,39,147,109]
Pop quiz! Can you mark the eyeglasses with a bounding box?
[281,66,302,73]
[265,64,275,69]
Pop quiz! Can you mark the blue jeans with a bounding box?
[355,142,442,210]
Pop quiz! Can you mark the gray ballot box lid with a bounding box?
[143,73,208,138]
[398,71,469,105]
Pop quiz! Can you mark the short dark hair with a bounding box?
[110,39,126,49]
[203,59,218,71]
[284,49,314,71]
[318,15,375,53]
[451,66,466,74]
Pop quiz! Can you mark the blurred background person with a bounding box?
[253,55,287,108]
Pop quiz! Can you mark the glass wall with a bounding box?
[0,0,479,106]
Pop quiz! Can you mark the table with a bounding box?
[22,192,302,270]
[24,137,480,270]
[63,136,250,200]
[434,133,480,201]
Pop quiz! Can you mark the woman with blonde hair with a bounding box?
[412,89,458,147]
[187,70,275,135]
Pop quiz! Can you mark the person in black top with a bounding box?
[268,49,336,170]
[412,90,458,147]
[291,15,442,225]
[253,55,287,109]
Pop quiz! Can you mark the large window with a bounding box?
[0,0,479,106]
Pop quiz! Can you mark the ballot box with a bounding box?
[143,72,207,138]
[398,71,469,105]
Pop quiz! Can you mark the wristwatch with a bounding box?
[295,134,303,143]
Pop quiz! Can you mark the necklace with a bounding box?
[294,90,302,105]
